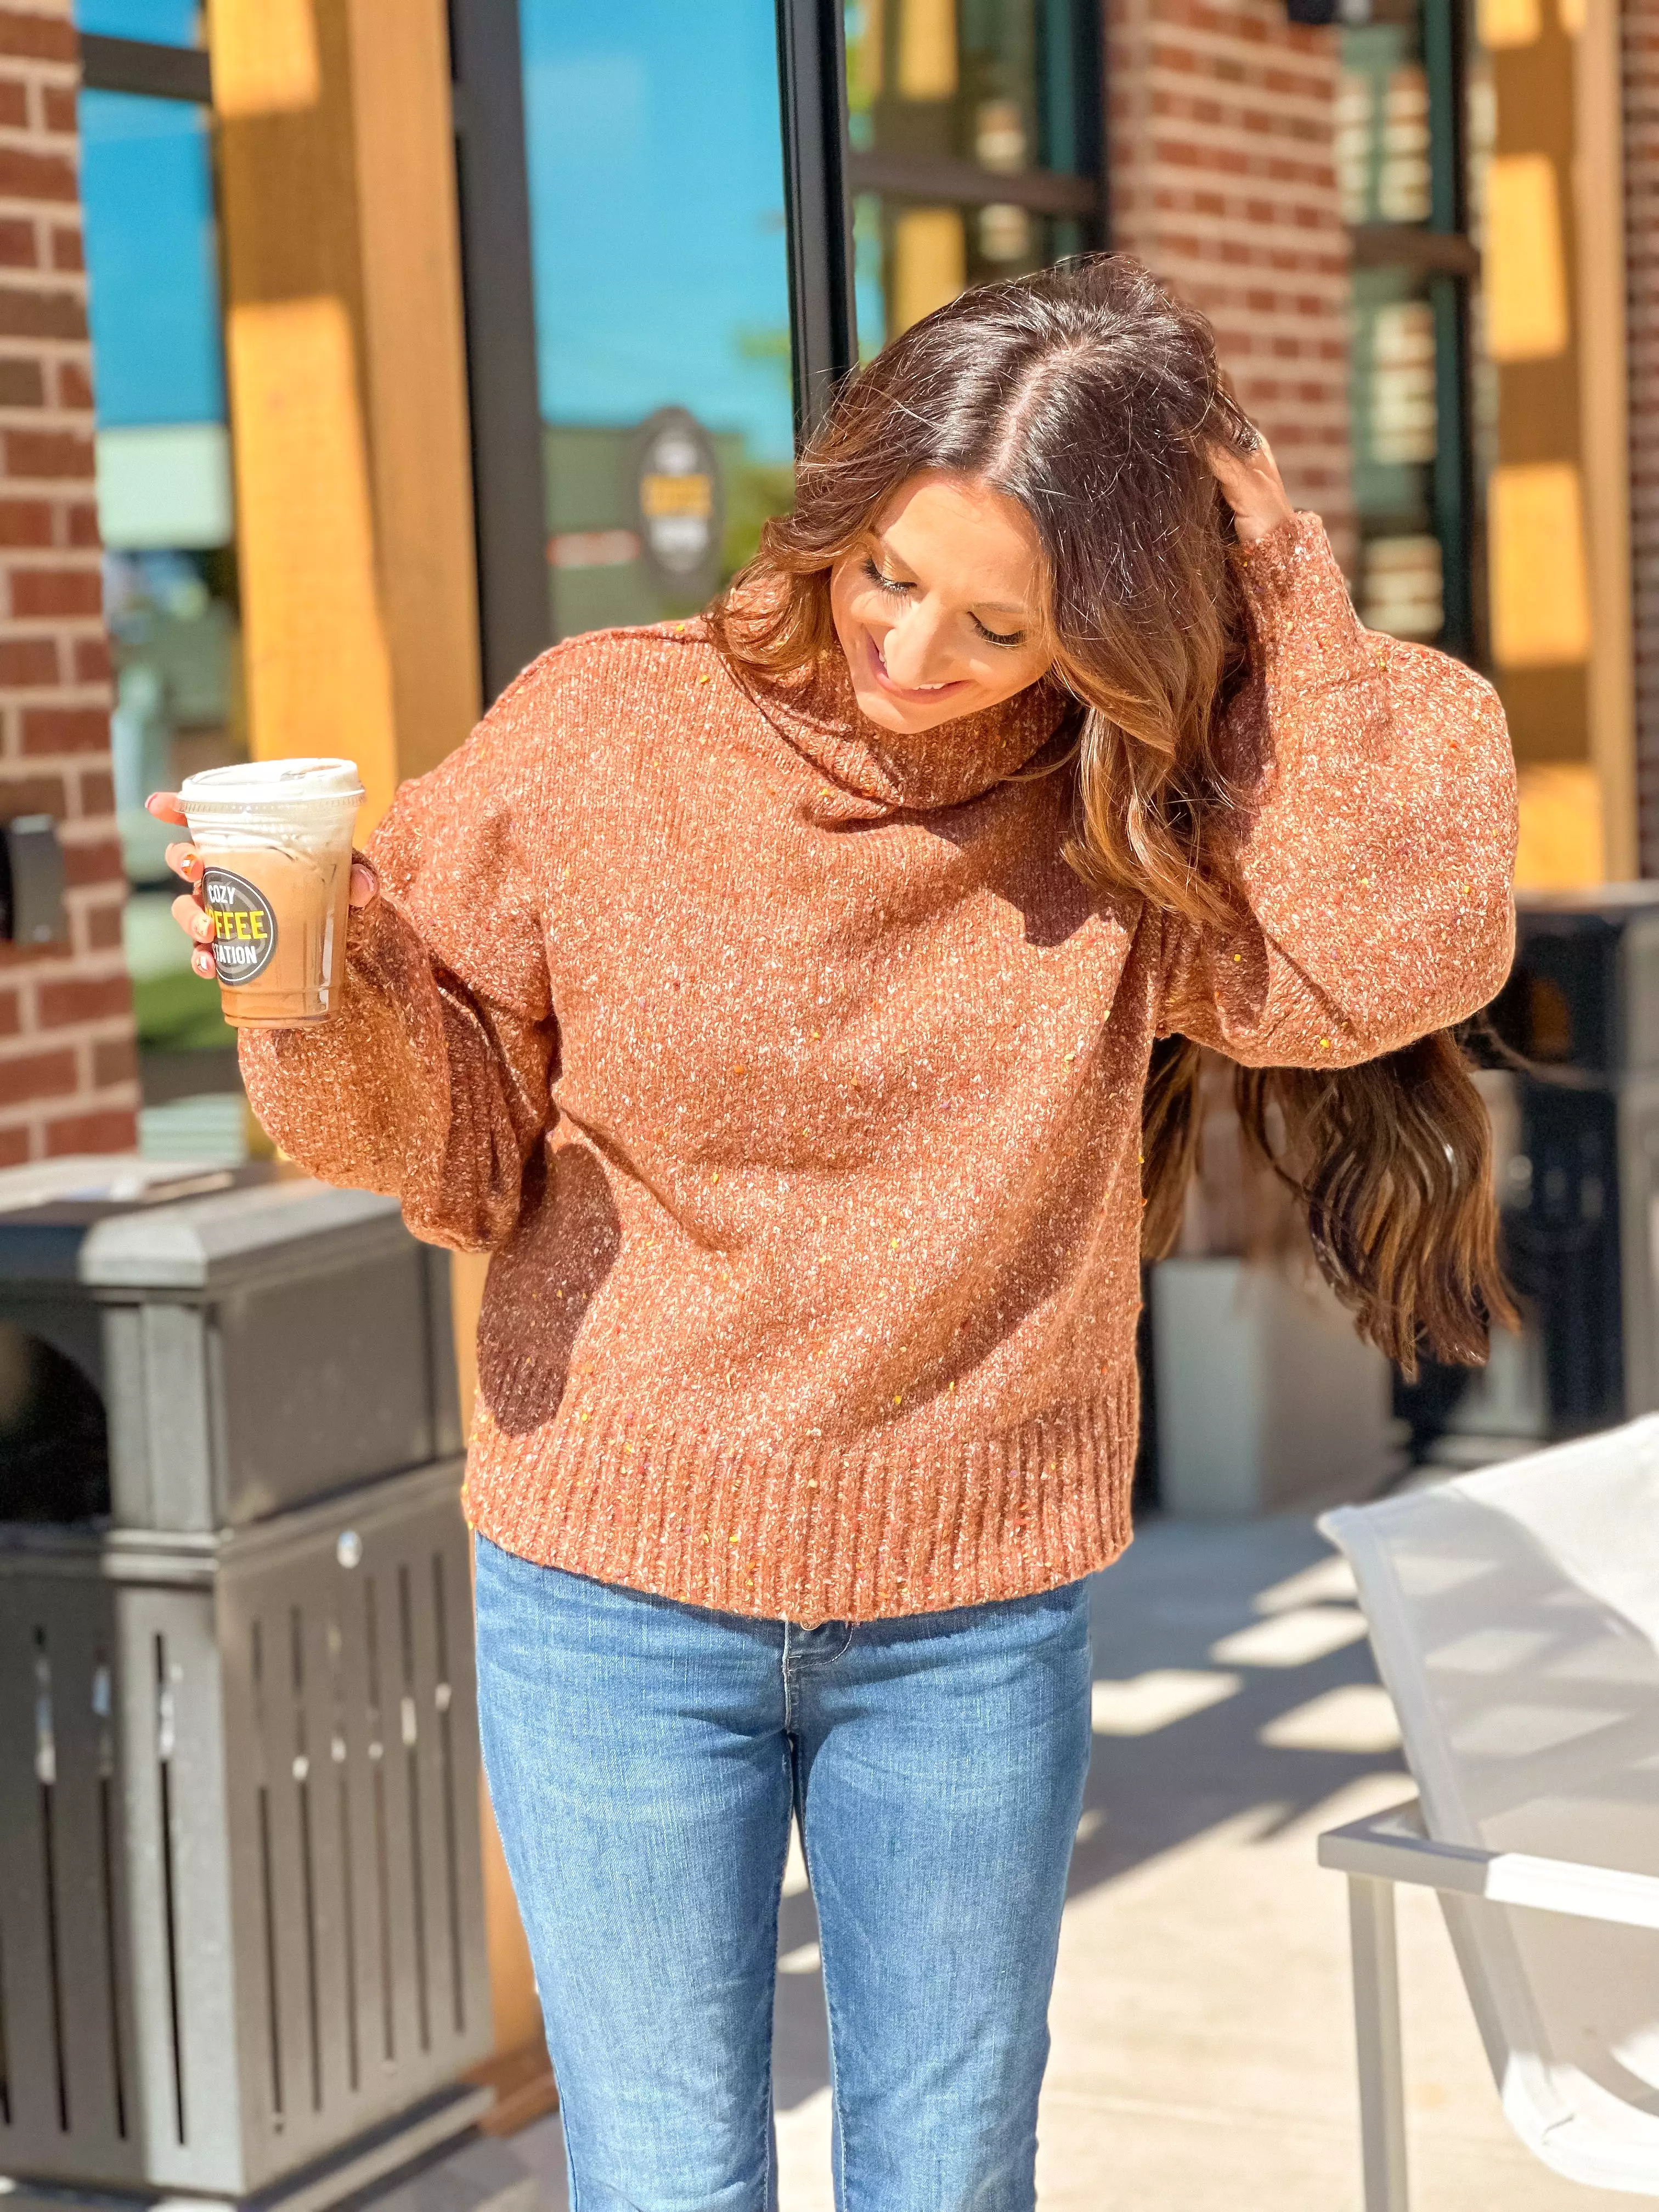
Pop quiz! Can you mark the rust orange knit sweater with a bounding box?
[240,516,1516,1622]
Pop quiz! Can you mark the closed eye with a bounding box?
[864,558,1028,650]
[972,614,1027,649]
[862,556,911,596]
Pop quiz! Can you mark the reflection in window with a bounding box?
[79,82,242,1062]
[1337,27,1431,227]
[74,0,202,42]
[1352,270,1443,639]
[1340,0,1484,654]
[845,0,1083,176]
[844,0,1097,340]
[517,0,795,640]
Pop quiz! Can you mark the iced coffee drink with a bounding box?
[179,759,365,1026]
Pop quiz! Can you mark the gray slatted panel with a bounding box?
[252,1590,315,2179]
[368,1556,428,2081]
[127,1584,245,2194]
[0,1594,69,2161]
[217,1554,288,2188]
[400,1542,447,2062]
[0,1461,488,2198]
[331,1545,393,2100]
[293,1589,354,2137]
[38,1592,123,2165]
[114,1583,188,2183]
[435,1530,492,2055]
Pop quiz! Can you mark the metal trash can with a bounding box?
[1481,886,1659,1437]
[0,1458,492,2205]
[0,1172,462,1528]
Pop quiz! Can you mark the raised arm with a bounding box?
[160,677,558,1250]
[1159,510,1517,1069]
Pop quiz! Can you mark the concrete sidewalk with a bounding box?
[512,1514,1649,2209]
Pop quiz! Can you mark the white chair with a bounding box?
[1317,1417,1659,2207]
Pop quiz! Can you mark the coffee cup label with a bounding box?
[204,868,279,984]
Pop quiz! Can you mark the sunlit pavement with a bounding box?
[512,1514,1650,2209]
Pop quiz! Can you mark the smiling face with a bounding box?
[827,472,1054,733]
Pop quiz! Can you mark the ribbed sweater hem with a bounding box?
[460,1367,1138,1625]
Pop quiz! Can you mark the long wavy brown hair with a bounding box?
[709,253,1513,1373]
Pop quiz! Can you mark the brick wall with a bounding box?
[0,0,136,1163]
[1107,0,1356,572]
[1626,0,1659,872]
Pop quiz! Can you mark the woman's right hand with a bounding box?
[144,791,381,983]
[146,790,219,981]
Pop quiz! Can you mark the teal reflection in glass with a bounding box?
[517,0,795,637]
[80,84,241,938]
[80,89,223,428]
[73,0,201,42]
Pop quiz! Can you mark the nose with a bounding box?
[877,603,955,689]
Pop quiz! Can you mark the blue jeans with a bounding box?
[474,1538,1093,2212]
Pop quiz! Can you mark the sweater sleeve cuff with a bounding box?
[1229,512,1370,683]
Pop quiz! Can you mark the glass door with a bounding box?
[452,0,1102,696]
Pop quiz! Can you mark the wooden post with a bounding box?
[207,0,551,2121]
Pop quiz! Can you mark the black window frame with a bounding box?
[78,31,211,103]
[1342,0,1481,664]
[449,0,1104,706]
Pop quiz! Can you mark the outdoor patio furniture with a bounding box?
[1318,1417,1659,2206]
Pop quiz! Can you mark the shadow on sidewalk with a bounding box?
[771,1510,1406,2113]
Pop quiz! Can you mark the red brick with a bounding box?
[84,899,123,951]
[0,1124,28,1166]
[64,496,98,546]
[44,1106,137,1155]
[0,352,42,405]
[0,145,76,205]
[0,493,51,545]
[92,1033,135,1088]
[0,771,67,816]
[10,565,101,617]
[55,356,91,409]
[3,425,93,478]
[60,834,122,889]
[0,635,55,685]
[72,634,110,682]
[76,765,112,815]
[0,216,33,269]
[0,987,18,1036]
[37,972,130,1028]
[0,1044,75,1106]
[0,10,76,61]
[20,704,106,754]
[41,84,74,134]
[49,226,81,274]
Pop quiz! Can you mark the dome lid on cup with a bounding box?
[181,758,365,805]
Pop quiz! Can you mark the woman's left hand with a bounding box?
[1208,432,1296,545]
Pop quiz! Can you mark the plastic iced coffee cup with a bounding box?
[179,758,365,1026]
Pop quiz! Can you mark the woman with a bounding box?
[155,257,1515,2211]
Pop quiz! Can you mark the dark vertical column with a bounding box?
[447,0,551,703]
[774,0,858,445]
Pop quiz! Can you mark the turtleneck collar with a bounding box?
[719,635,1073,823]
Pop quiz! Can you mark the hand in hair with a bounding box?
[1207,431,1296,545]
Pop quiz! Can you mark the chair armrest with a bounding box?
[1318,1799,1659,1931]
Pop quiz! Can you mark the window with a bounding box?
[452,0,1102,689]
[844,0,1103,349]
[76,3,249,1136]
[1337,0,1479,657]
